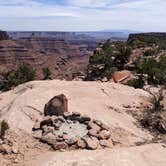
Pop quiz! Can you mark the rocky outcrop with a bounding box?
[0,31,10,40]
[128,33,166,45]
[0,34,91,80]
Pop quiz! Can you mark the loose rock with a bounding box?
[44,94,68,116]
[52,142,68,151]
[88,129,98,137]
[83,137,99,150]
[77,138,86,149]
[99,130,111,140]
[99,139,113,148]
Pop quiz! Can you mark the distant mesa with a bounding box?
[0,30,10,40]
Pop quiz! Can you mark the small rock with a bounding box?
[88,122,101,132]
[0,144,12,154]
[53,123,61,129]
[63,134,70,140]
[40,116,53,127]
[66,120,73,124]
[0,138,4,145]
[157,121,166,134]
[72,112,81,116]
[93,120,103,127]
[52,142,68,150]
[69,115,80,121]
[77,139,86,149]
[51,116,59,123]
[32,130,42,139]
[12,143,18,154]
[43,126,54,136]
[56,136,64,142]
[88,129,98,137]
[65,138,77,146]
[99,130,111,140]
[14,159,19,163]
[58,116,66,123]
[99,139,113,148]
[80,115,91,122]
[83,137,99,150]
[63,112,71,118]
[32,121,41,131]
[40,133,56,145]
[101,124,110,131]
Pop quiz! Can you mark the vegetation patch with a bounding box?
[0,64,36,91]
[139,88,166,134]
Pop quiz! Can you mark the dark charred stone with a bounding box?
[44,94,68,116]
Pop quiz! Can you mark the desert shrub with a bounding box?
[127,75,145,89]
[0,64,36,91]
[144,49,157,57]
[42,67,52,80]
[140,88,166,134]
[128,39,146,48]
[138,56,166,85]
[0,120,9,139]
[147,88,165,112]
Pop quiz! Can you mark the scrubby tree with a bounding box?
[0,64,36,91]
[42,67,52,80]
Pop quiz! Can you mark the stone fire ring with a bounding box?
[32,112,113,151]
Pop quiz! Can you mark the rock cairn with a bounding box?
[32,94,113,151]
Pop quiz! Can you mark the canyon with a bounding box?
[0,30,94,80]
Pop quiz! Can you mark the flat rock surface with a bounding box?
[1,80,165,165]
[31,143,166,166]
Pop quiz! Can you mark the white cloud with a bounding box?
[0,0,166,31]
[0,0,41,6]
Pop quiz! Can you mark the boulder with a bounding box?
[44,94,68,116]
[113,70,133,84]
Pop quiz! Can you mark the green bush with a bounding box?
[42,67,52,80]
[144,49,157,57]
[137,56,166,85]
[87,41,131,80]
[140,88,165,134]
[0,64,36,91]
[127,75,145,89]
[0,120,9,139]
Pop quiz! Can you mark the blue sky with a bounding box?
[0,0,166,31]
